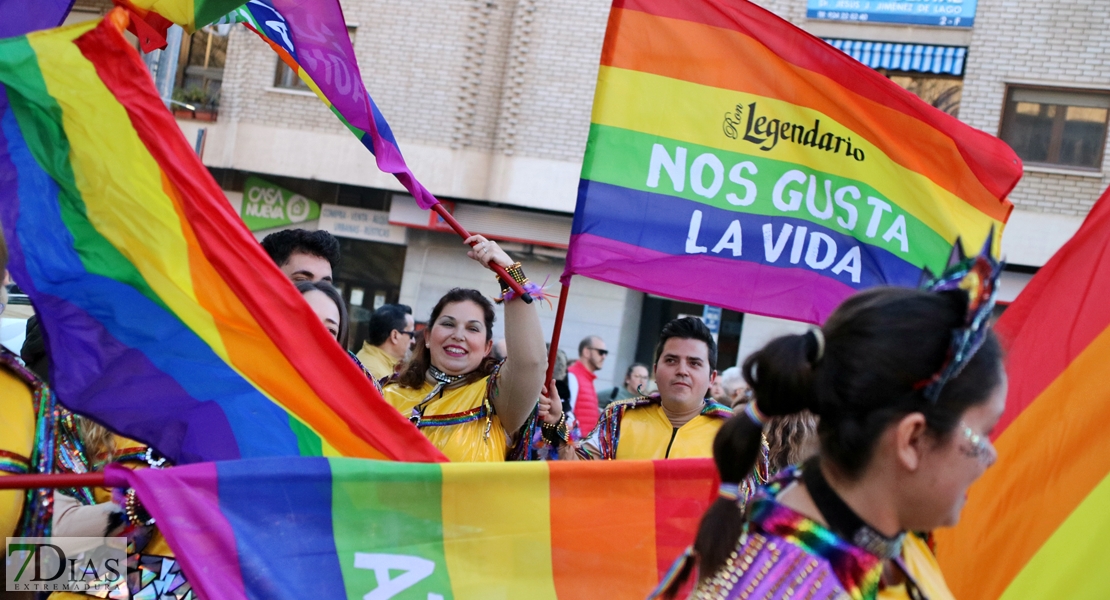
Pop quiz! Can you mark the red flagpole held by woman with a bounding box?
[430,203,532,304]
[545,280,572,384]
[0,472,107,490]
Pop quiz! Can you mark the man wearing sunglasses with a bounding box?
[357,303,415,381]
[567,335,608,435]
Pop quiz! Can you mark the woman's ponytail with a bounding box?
[658,331,820,597]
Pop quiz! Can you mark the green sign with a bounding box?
[240,176,321,231]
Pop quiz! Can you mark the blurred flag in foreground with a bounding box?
[0,13,443,464]
[937,184,1110,599]
[565,0,1022,323]
[109,457,716,599]
[0,0,74,38]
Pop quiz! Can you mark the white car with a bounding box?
[1,291,33,355]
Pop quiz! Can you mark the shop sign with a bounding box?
[702,305,722,337]
[806,0,978,27]
[240,176,321,231]
[319,205,407,245]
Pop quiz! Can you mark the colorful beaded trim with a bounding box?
[414,404,488,427]
[746,466,883,600]
[2,347,58,538]
[0,449,32,475]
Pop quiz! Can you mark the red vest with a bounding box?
[568,361,600,434]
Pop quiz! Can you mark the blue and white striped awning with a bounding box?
[824,39,967,76]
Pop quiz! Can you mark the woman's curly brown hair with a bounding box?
[765,411,819,473]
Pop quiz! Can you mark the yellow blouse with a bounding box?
[614,403,725,460]
[0,365,34,538]
[383,376,509,462]
[879,534,957,600]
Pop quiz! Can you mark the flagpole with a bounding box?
[545,280,571,384]
[429,203,532,304]
[0,472,107,489]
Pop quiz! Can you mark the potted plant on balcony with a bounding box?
[171,87,218,121]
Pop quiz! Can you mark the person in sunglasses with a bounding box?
[539,317,732,460]
[566,335,608,436]
[356,303,415,382]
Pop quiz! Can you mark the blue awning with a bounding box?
[824,39,967,76]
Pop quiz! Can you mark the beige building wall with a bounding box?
[207,0,611,214]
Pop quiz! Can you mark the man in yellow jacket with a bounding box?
[355,303,414,381]
[543,317,732,460]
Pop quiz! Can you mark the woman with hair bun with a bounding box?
[655,254,1006,600]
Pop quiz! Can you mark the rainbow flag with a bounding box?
[565,0,1022,323]
[0,14,443,464]
[935,184,1110,598]
[0,0,74,38]
[125,0,243,32]
[108,456,716,599]
[220,0,440,209]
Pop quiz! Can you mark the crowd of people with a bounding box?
[0,223,1005,600]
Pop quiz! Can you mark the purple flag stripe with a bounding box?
[0,0,73,38]
[108,463,248,600]
[566,233,855,324]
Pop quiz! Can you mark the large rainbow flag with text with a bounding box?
[0,14,443,464]
[566,0,1022,323]
[936,184,1110,598]
[110,457,717,599]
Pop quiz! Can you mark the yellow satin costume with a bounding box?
[0,360,35,537]
[578,396,733,460]
[878,534,957,600]
[383,368,511,462]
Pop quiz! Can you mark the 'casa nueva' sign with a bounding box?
[240,176,321,231]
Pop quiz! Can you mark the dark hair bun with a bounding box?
[742,333,817,417]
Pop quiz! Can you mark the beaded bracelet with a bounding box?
[496,262,530,299]
[124,488,155,527]
[540,412,570,447]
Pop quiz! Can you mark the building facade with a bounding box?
[70,0,1109,389]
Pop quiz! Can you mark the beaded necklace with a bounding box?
[408,365,468,426]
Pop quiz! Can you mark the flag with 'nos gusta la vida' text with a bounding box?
[565,0,1022,323]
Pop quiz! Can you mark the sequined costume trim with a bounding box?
[693,466,882,600]
[414,404,488,427]
[2,347,58,538]
[0,449,31,475]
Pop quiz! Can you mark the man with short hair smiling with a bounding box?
[567,334,607,435]
[260,229,340,283]
[356,304,414,380]
[542,317,731,460]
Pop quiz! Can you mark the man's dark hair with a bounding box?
[261,229,341,269]
[368,304,413,346]
[653,317,718,371]
[578,335,600,357]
